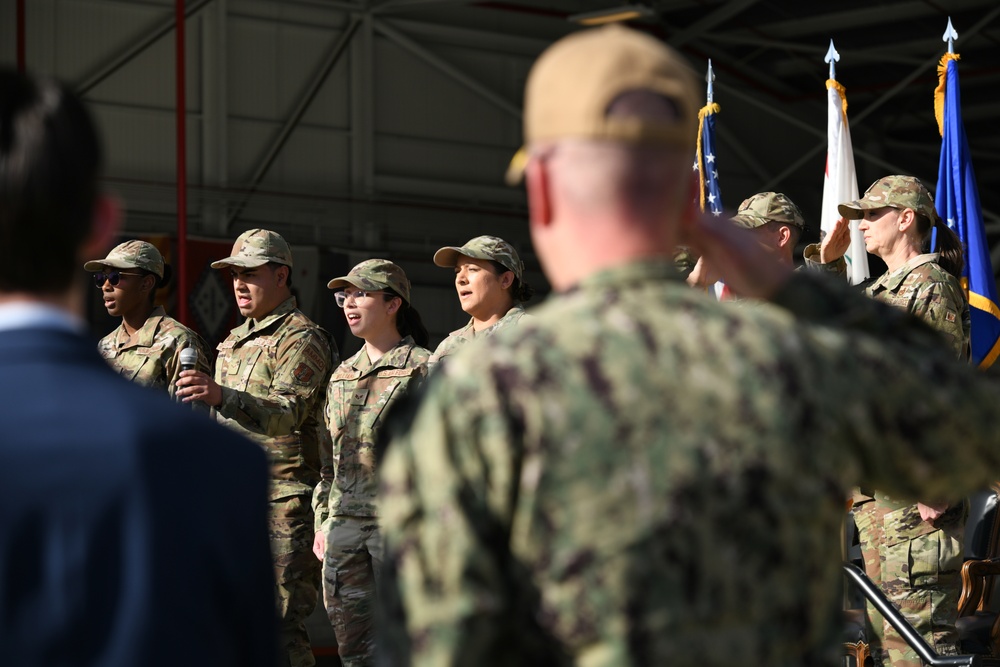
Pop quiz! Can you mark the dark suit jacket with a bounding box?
[0,327,277,666]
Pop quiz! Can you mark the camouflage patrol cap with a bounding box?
[505,24,699,185]
[327,259,412,304]
[731,192,806,230]
[433,235,524,282]
[210,228,293,269]
[838,175,941,224]
[84,240,164,279]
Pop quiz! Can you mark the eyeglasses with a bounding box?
[93,270,144,287]
[334,290,383,308]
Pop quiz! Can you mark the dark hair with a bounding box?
[0,69,101,294]
[918,214,964,280]
[487,260,534,303]
[383,290,429,348]
[142,264,172,304]
[267,261,292,288]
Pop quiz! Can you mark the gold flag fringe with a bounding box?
[826,79,848,126]
[935,52,961,137]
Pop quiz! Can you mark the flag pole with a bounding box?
[706,59,715,104]
[932,18,958,252]
[820,38,868,285]
[943,16,958,55]
[825,39,839,80]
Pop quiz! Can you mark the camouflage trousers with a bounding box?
[854,498,965,667]
[322,516,383,667]
[272,495,321,667]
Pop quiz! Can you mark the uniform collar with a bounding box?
[571,258,681,294]
[232,296,297,340]
[873,253,940,292]
[113,305,167,349]
[455,304,526,339]
[348,335,418,373]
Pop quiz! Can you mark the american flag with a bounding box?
[695,102,723,216]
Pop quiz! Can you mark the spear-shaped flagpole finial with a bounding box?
[943,17,958,54]
[824,39,840,80]
[706,59,715,104]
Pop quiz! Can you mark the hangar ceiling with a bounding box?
[3,0,1000,283]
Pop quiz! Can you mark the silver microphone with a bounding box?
[179,347,199,373]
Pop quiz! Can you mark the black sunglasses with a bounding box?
[93,270,144,287]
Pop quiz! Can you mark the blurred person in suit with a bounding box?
[0,68,277,667]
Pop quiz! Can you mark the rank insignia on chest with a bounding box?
[946,311,957,323]
[350,389,369,406]
[293,362,315,384]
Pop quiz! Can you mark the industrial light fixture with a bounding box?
[568,4,657,26]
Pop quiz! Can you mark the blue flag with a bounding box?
[696,103,723,216]
[935,54,1000,369]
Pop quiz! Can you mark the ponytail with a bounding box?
[158,264,173,289]
[510,277,535,303]
[488,260,535,303]
[397,303,429,348]
[384,290,430,348]
[145,264,173,304]
[921,216,964,280]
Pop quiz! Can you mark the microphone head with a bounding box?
[178,347,199,371]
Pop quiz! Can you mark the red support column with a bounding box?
[175,0,189,324]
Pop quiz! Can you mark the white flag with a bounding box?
[821,80,869,285]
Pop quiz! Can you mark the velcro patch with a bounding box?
[946,311,956,323]
[302,341,327,369]
[293,362,315,384]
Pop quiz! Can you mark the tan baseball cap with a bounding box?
[505,25,699,185]
[84,240,164,279]
[838,175,941,224]
[210,228,293,269]
[433,235,524,282]
[731,192,806,230]
[327,259,412,303]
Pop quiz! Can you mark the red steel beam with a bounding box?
[175,0,189,324]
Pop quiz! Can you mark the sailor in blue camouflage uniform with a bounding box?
[377,25,1000,667]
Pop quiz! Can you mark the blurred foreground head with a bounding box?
[509,26,701,289]
[0,69,104,296]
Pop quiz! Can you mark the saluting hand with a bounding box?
[683,212,792,300]
[819,217,852,264]
[176,370,223,407]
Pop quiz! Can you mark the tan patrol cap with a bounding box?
[84,240,164,279]
[731,192,806,230]
[433,235,524,282]
[838,175,941,225]
[210,228,293,269]
[327,259,412,304]
[506,25,699,185]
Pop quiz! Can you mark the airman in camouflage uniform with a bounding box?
[688,192,807,290]
[378,26,1000,667]
[428,235,531,366]
[312,259,430,667]
[86,240,212,395]
[806,175,971,666]
[177,228,336,667]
